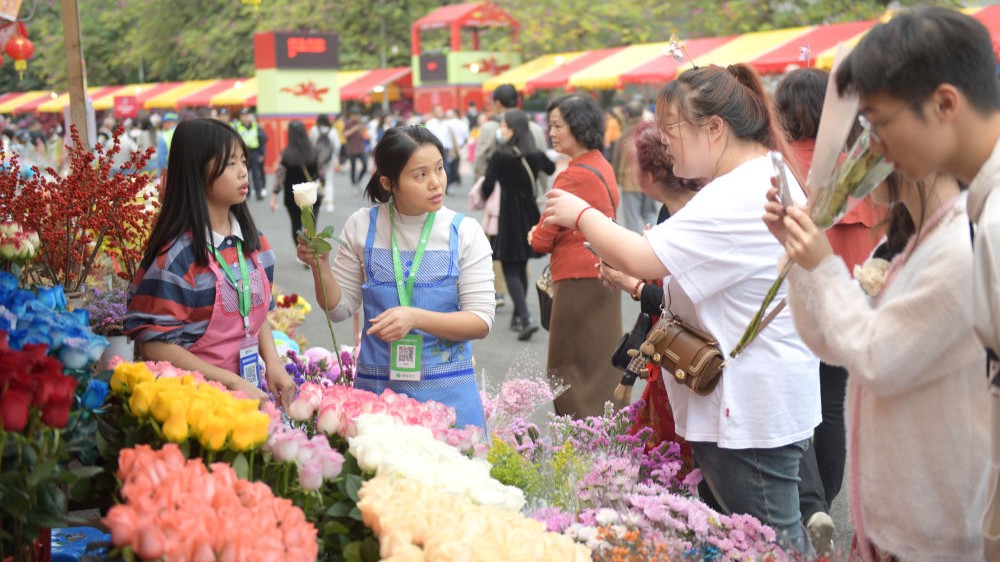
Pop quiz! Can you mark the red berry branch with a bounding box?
[0,126,158,292]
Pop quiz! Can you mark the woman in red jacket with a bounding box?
[529,94,621,419]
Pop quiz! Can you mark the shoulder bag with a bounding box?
[628,292,785,396]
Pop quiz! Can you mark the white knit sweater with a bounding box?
[787,196,989,561]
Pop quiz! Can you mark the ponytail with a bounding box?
[364,169,389,204]
[657,64,795,180]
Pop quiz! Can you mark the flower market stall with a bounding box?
[0,131,799,562]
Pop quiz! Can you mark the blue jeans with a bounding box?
[691,439,814,556]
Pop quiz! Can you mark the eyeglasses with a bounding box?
[661,120,691,137]
[859,104,907,145]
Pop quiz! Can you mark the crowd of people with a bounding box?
[1,5,992,560]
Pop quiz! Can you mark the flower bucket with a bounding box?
[97,335,132,372]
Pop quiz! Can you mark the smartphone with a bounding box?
[770,151,794,208]
[583,241,601,259]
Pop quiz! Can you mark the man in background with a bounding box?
[233,108,268,200]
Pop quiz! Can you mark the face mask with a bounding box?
[496,129,506,143]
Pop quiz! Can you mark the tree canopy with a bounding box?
[0,0,956,93]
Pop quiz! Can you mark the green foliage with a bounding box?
[0,411,101,560]
[487,435,588,513]
[5,0,957,92]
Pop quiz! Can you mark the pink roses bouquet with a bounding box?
[104,443,318,561]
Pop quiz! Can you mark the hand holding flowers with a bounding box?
[292,181,348,380]
[735,124,893,357]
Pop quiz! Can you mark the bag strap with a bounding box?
[514,148,537,190]
[662,287,785,353]
[572,163,617,214]
[301,165,314,183]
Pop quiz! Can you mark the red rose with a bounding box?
[40,374,77,428]
[0,387,32,431]
[289,293,299,304]
[21,343,49,366]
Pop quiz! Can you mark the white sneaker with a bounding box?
[806,511,835,557]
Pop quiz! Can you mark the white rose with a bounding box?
[853,257,890,298]
[292,181,320,209]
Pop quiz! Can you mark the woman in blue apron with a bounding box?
[298,125,495,432]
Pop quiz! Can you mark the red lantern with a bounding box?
[5,33,34,80]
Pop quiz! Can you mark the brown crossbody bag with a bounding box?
[626,291,785,396]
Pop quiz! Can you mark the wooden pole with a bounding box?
[59,0,89,143]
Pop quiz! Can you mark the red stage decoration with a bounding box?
[4,31,33,80]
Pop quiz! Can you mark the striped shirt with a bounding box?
[124,222,276,347]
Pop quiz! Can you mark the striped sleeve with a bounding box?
[257,232,277,311]
[124,236,217,346]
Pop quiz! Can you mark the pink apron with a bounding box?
[188,245,271,384]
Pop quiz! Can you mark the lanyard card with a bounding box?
[389,334,423,382]
[239,340,261,388]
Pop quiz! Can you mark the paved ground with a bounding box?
[252,165,852,559]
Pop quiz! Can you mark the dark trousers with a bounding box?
[284,195,322,248]
[446,154,460,187]
[798,362,848,521]
[502,260,529,322]
[250,150,266,197]
[349,154,367,186]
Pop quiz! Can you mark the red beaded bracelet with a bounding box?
[574,206,595,230]
[630,280,644,301]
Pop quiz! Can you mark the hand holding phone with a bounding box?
[770,151,794,208]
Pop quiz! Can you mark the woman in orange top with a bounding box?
[529,94,621,419]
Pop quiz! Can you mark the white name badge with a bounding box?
[389,334,423,382]
[239,342,260,388]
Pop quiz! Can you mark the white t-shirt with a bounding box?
[645,155,819,449]
[328,204,496,331]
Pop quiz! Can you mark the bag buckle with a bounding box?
[674,368,686,382]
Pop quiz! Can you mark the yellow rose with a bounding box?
[196,413,230,450]
[128,383,158,417]
[149,387,184,423]
[162,410,190,442]
[230,398,260,415]
[111,362,154,395]
[230,411,270,450]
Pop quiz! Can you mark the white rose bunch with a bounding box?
[853,257,891,298]
[349,413,526,511]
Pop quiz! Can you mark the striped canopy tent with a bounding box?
[209,78,257,107]
[144,80,216,109]
[750,19,876,74]
[0,90,54,114]
[176,78,255,108]
[617,36,733,87]
[524,47,624,93]
[36,85,126,113]
[339,67,412,101]
[483,51,583,93]
[337,70,368,89]
[815,5,1000,69]
[568,42,678,90]
[678,25,814,74]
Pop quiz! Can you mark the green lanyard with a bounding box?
[390,204,437,308]
[209,239,252,331]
